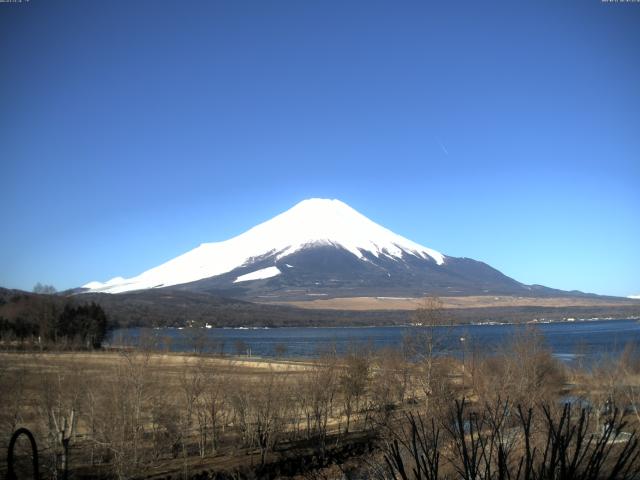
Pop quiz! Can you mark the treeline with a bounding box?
[3,327,640,479]
[2,287,640,330]
[0,291,110,349]
[76,288,640,328]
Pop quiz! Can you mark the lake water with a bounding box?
[109,318,640,364]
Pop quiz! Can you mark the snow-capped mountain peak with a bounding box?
[83,198,445,294]
[243,198,444,263]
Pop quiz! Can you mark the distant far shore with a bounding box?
[3,286,640,330]
[263,294,640,311]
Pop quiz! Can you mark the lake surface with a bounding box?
[109,318,640,364]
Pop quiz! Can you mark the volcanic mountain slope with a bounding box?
[83,198,589,301]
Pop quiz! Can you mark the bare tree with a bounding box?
[471,325,565,410]
[300,353,338,458]
[0,362,27,441]
[177,358,204,477]
[203,364,229,455]
[370,347,412,427]
[186,327,209,355]
[51,408,76,479]
[190,358,230,458]
[274,342,288,358]
[33,283,57,294]
[92,349,156,479]
[253,367,290,465]
[339,348,370,434]
[35,356,82,480]
[617,343,640,428]
[234,339,249,357]
[408,297,450,414]
[385,399,640,480]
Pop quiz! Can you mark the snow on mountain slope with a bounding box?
[83,198,445,294]
[233,266,282,283]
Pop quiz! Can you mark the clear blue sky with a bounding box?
[1,1,638,297]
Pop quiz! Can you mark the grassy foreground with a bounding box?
[2,333,640,479]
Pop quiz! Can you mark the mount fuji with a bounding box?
[82,198,573,300]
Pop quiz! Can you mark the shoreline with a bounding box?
[131,315,640,331]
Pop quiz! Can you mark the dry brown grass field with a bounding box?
[268,295,640,311]
[2,336,640,480]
